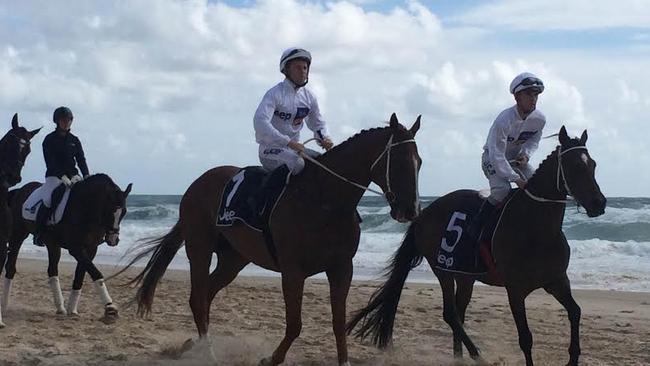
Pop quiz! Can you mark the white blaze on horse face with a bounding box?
[581,153,589,165]
[112,208,123,229]
[413,155,420,214]
[19,139,27,153]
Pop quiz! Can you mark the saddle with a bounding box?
[434,190,516,284]
[22,183,70,225]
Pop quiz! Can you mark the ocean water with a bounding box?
[17,195,650,292]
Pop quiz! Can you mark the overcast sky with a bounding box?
[2,0,649,196]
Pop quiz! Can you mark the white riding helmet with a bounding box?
[509,72,544,94]
[279,47,312,73]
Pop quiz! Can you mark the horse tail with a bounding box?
[115,222,184,317]
[346,223,423,348]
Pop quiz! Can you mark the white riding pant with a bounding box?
[259,145,320,175]
[40,176,63,208]
[481,151,534,204]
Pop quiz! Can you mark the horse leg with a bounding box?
[206,241,250,323]
[327,261,353,366]
[435,271,482,360]
[66,262,85,316]
[68,246,117,323]
[66,246,97,316]
[2,235,26,311]
[0,240,5,327]
[506,287,534,366]
[46,244,66,314]
[260,273,305,366]
[453,276,476,359]
[544,276,581,366]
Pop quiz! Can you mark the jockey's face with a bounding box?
[515,88,540,117]
[285,59,309,86]
[56,117,73,131]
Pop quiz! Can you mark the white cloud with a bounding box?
[456,0,650,30]
[0,0,648,196]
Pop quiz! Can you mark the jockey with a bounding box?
[253,47,334,183]
[467,72,546,242]
[33,106,89,246]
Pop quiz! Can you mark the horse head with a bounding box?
[557,126,606,217]
[369,113,422,222]
[0,113,41,187]
[77,174,133,246]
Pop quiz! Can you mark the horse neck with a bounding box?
[519,148,566,225]
[69,179,109,224]
[298,129,391,210]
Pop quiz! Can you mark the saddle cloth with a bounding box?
[22,185,71,225]
[216,166,288,232]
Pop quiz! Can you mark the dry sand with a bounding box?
[0,258,649,365]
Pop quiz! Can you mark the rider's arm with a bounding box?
[486,118,521,182]
[74,136,89,177]
[253,89,291,146]
[304,90,330,141]
[519,112,546,160]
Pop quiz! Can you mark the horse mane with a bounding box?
[318,122,410,159]
[527,136,584,186]
[75,173,119,194]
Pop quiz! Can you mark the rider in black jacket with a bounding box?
[33,106,89,246]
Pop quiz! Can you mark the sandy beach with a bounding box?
[0,258,648,366]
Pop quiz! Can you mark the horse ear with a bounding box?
[123,183,133,197]
[11,113,18,129]
[579,130,588,145]
[409,115,421,136]
[389,113,398,128]
[29,127,42,139]
[559,125,569,145]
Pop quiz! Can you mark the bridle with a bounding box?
[300,134,416,202]
[523,145,588,204]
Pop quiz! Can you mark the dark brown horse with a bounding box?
[347,126,606,366]
[2,174,132,324]
[0,113,41,327]
[121,114,421,365]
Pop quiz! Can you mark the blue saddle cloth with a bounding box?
[216,166,288,232]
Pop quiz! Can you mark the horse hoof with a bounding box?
[0,321,5,328]
[67,310,80,317]
[473,356,489,366]
[100,306,119,324]
[340,362,352,366]
[180,338,195,354]
[56,309,66,315]
[258,357,274,366]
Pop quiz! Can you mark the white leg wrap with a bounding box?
[2,277,12,310]
[66,289,81,315]
[0,303,4,328]
[48,276,66,314]
[93,279,113,307]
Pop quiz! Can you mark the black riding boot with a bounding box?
[33,204,52,247]
[466,200,496,243]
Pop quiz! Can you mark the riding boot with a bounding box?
[260,165,290,218]
[466,200,496,244]
[33,204,52,247]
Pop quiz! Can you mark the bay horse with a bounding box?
[0,113,41,327]
[2,174,132,324]
[347,126,606,366]
[121,114,421,365]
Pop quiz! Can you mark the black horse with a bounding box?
[0,113,41,327]
[347,127,606,366]
[2,174,132,324]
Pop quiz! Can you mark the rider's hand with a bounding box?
[318,137,334,151]
[287,141,305,152]
[515,154,529,166]
[70,175,83,184]
[514,178,527,189]
[60,175,72,187]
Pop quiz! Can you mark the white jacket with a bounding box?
[253,78,330,147]
[483,106,546,181]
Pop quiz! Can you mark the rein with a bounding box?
[300,135,416,201]
[523,145,587,204]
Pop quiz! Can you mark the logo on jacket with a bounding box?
[274,110,292,121]
[293,107,310,126]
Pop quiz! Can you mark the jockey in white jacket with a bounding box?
[467,72,546,241]
[254,47,333,175]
